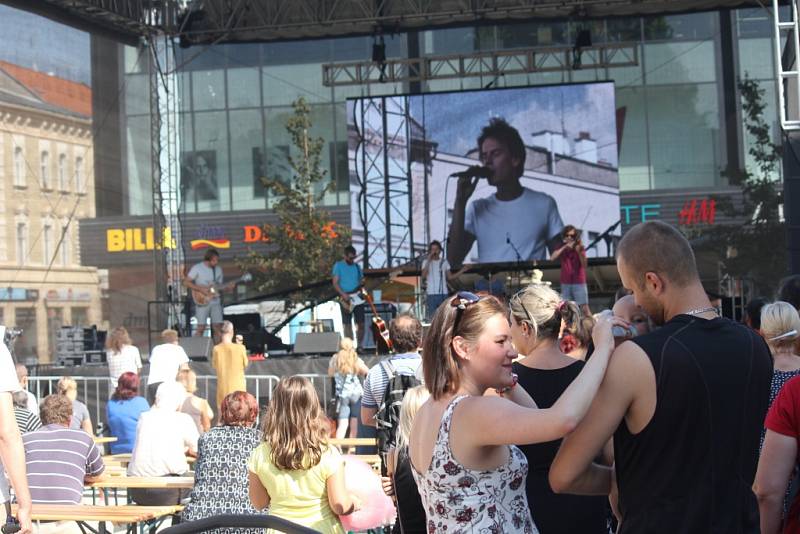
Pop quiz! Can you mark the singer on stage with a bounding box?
[447,118,564,265]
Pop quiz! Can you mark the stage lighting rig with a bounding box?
[372,35,387,82]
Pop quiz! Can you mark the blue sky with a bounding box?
[410,83,618,167]
[0,4,90,85]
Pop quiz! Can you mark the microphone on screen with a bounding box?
[450,165,493,179]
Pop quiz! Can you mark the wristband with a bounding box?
[496,373,518,397]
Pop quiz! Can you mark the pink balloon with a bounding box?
[338,455,396,531]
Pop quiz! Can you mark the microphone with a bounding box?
[506,232,510,244]
[450,165,493,179]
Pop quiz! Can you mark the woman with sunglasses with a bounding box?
[509,285,609,534]
[409,291,621,533]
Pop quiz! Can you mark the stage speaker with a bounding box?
[294,332,340,356]
[180,337,214,361]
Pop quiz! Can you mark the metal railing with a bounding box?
[27,373,333,429]
[160,514,319,533]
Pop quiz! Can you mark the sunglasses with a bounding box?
[451,291,481,334]
[510,289,535,326]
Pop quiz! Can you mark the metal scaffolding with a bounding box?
[352,96,416,269]
[323,43,638,87]
[148,35,185,331]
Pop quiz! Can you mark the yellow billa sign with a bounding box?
[107,227,177,252]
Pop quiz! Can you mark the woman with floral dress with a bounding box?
[408,292,620,532]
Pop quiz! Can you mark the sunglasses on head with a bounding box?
[511,289,534,326]
[451,291,481,334]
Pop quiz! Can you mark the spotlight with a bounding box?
[572,29,592,69]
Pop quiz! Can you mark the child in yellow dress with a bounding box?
[248,376,361,533]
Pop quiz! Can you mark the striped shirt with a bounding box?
[22,424,105,504]
[361,353,422,408]
[14,407,42,434]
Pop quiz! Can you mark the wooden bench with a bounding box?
[93,436,119,444]
[12,503,183,534]
[89,475,195,506]
[329,437,377,447]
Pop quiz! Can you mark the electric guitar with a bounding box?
[361,289,393,354]
[338,290,365,314]
[191,273,253,306]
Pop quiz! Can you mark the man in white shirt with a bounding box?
[146,329,190,405]
[447,118,564,266]
[421,240,466,321]
[0,342,32,533]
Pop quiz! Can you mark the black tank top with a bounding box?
[513,360,608,534]
[614,314,772,534]
[392,446,426,534]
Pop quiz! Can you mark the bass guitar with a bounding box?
[361,289,393,354]
[191,273,253,306]
[338,290,365,314]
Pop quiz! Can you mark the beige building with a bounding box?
[0,61,104,364]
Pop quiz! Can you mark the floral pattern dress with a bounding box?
[411,395,537,534]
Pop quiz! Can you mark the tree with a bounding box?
[691,78,785,296]
[237,97,351,328]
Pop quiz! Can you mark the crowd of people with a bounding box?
[4,220,800,533]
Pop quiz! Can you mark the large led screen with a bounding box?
[347,82,620,267]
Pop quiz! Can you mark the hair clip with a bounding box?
[769,329,798,342]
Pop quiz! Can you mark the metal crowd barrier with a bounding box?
[26,373,333,429]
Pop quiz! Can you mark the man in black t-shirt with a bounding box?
[550,221,771,534]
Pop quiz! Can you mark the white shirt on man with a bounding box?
[0,342,21,504]
[422,257,450,296]
[127,407,198,477]
[465,187,563,262]
[148,343,189,385]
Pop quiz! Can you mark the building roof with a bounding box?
[0,61,91,117]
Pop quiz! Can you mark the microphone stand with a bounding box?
[585,220,622,253]
[506,234,523,263]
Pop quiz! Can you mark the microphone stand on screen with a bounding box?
[506,233,523,263]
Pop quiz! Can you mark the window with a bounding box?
[75,156,84,193]
[71,307,88,327]
[43,221,53,265]
[40,151,50,189]
[60,224,70,266]
[16,222,27,265]
[13,147,24,187]
[58,154,68,191]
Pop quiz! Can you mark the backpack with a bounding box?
[374,359,421,473]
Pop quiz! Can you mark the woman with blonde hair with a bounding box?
[57,376,93,435]
[178,369,214,434]
[509,285,608,533]
[327,337,369,440]
[105,326,142,395]
[409,291,620,532]
[248,376,360,533]
[761,301,800,405]
[385,385,429,534]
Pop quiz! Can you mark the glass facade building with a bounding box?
[113,8,783,218]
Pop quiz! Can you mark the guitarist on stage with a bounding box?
[332,245,365,346]
[183,248,231,342]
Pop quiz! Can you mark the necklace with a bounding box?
[683,306,718,316]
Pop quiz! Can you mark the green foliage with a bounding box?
[237,97,351,310]
[692,78,785,295]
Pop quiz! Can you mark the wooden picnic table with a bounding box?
[89,476,195,489]
[93,436,119,444]
[12,503,183,534]
[103,453,196,467]
[329,437,377,447]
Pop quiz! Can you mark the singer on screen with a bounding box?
[447,118,564,266]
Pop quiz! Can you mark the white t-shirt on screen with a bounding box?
[465,187,563,262]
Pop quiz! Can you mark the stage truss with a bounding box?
[352,96,416,269]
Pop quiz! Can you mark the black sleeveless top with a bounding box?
[513,360,608,534]
[614,314,772,534]
[392,446,426,534]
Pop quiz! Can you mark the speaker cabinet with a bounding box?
[180,337,214,361]
[294,332,341,356]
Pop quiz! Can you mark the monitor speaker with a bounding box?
[180,337,214,361]
[294,332,340,356]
